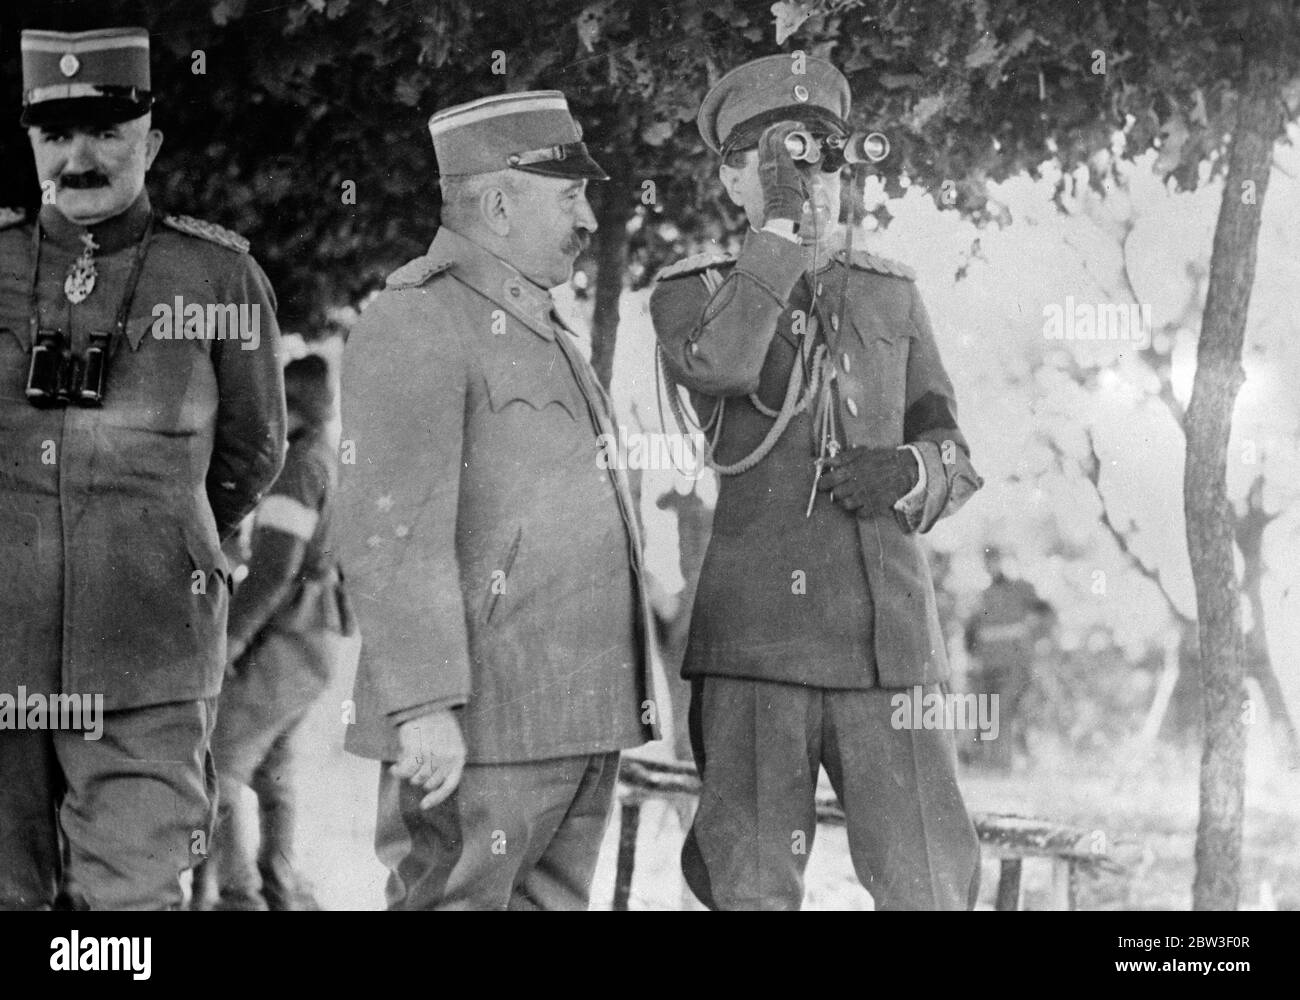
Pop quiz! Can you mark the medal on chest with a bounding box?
[63,231,99,303]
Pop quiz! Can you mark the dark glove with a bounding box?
[757,121,809,226]
[817,445,919,517]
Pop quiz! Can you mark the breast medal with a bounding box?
[63,231,99,303]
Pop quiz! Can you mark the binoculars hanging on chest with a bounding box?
[26,328,110,407]
[785,130,890,168]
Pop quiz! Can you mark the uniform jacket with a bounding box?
[229,424,353,663]
[339,226,656,764]
[0,192,285,710]
[650,229,981,688]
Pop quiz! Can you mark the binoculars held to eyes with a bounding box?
[784,130,890,169]
[26,328,110,407]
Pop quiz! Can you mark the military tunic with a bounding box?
[0,192,285,910]
[0,193,286,710]
[651,229,983,689]
[340,225,656,764]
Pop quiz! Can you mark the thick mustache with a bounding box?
[564,229,592,255]
[60,172,110,189]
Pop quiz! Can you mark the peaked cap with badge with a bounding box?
[698,53,851,156]
[650,54,985,911]
[21,27,153,127]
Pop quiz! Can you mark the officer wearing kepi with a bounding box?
[339,91,657,910]
[651,55,984,910]
[0,26,285,909]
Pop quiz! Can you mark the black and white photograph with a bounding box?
[0,0,1296,977]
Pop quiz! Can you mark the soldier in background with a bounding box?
[195,354,353,910]
[964,546,1054,769]
[0,24,285,909]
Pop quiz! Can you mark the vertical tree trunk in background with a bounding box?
[1184,3,1284,912]
[589,172,633,391]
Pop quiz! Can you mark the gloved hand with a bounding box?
[817,445,918,516]
[757,121,809,226]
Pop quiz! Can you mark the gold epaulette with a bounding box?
[655,251,736,282]
[0,207,27,231]
[385,256,453,289]
[840,249,915,281]
[162,214,250,253]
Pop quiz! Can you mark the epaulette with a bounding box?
[0,207,27,231]
[840,249,915,281]
[385,257,453,289]
[162,214,250,253]
[655,251,736,282]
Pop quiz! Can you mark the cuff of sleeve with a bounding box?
[388,696,466,727]
[892,443,927,532]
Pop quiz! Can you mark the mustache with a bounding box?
[563,228,592,256]
[59,172,110,189]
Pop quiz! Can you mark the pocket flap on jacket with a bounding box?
[482,357,580,421]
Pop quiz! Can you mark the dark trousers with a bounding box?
[683,676,980,910]
[374,751,620,910]
[0,699,217,910]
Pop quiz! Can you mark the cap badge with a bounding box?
[793,84,809,102]
[59,52,80,77]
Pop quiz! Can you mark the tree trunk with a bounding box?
[1184,7,1284,911]
[589,172,633,391]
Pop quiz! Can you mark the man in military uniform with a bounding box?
[197,354,352,910]
[0,26,285,910]
[339,91,656,910]
[651,55,983,910]
[964,546,1054,769]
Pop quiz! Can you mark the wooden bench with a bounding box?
[614,756,1125,910]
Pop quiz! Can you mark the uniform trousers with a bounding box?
[375,750,620,910]
[682,676,980,910]
[200,628,332,910]
[0,698,217,910]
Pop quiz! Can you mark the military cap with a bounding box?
[20,27,153,128]
[427,91,608,180]
[698,54,851,156]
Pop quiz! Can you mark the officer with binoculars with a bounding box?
[651,54,984,910]
[0,23,284,910]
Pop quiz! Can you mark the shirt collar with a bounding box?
[428,226,558,341]
[39,188,153,254]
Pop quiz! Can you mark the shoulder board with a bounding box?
[841,250,915,281]
[656,251,736,282]
[0,207,27,231]
[162,214,250,253]
[385,257,453,289]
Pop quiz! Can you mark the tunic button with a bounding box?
[689,342,699,356]
[816,283,824,296]
[841,352,851,373]
[831,314,840,332]
[846,398,859,417]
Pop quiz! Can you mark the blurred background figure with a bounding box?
[194,352,355,910]
[963,546,1055,770]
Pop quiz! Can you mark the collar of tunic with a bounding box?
[424,226,559,342]
[38,189,153,254]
